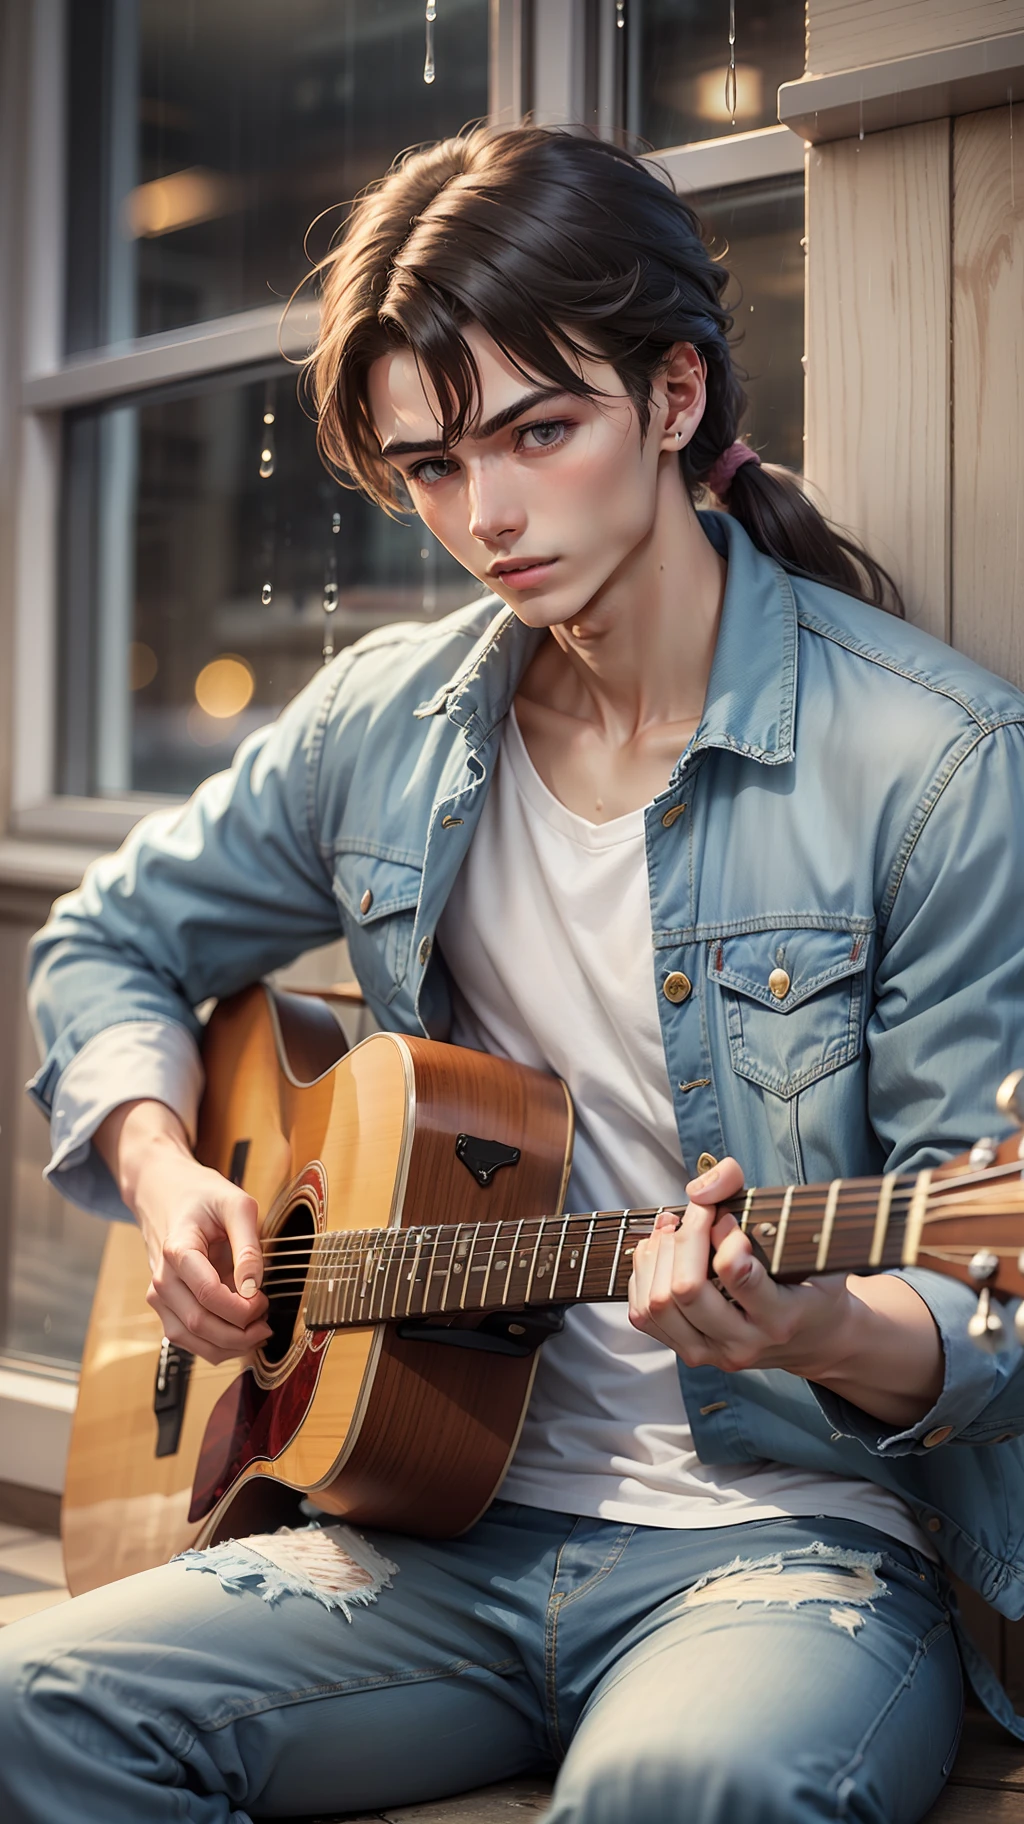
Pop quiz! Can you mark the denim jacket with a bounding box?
[27,513,1024,1727]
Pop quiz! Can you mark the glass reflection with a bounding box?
[628,0,805,150]
[65,0,489,354]
[60,366,483,798]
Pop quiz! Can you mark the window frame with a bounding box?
[11,0,806,847]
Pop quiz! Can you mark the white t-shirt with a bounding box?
[437,707,930,1553]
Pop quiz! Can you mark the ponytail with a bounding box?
[719,458,904,616]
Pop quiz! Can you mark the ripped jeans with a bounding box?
[0,1508,962,1824]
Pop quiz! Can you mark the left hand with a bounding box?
[628,1156,853,1378]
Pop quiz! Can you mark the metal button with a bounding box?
[663,971,692,1003]
[418,935,432,965]
[359,889,373,915]
[699,1401,728,1416]
[441,815,464,828]
[661,803,687,828]
[768,967,791,1000]
[696,1152,719,1175]
[925,1515,942,1533]
[923,1426,952,1448]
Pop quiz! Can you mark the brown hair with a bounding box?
[304,126,902,614]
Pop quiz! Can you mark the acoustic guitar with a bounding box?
[62,983,1024,1595]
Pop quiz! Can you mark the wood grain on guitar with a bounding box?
[61,984,1024,1595]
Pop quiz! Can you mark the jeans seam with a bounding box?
[20,1650,522,1739]
[543,1527,634,1760]
[827,1616,953,1818]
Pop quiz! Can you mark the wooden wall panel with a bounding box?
[807,1,1024,75]
[951,104,1024,690]
[805,120,951,638]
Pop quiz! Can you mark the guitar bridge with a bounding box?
[153,1336,193,1458]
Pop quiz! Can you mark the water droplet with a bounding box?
[261,582,273,606]
[332,510,341,534]
[323,581,338,613]
[420,547,430,560]
[263,410,275,425]
[259,445,275,480]
[423,0,436,82]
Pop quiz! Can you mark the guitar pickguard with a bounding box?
[188,1336,329,1523]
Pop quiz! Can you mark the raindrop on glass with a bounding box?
[259,437,275,481]
[261,581,273,606]
[424,0,436,83]
[420,547,430,560]
[616,0,625,26]
[332,510,341,534]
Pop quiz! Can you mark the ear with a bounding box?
[656,342,707,455]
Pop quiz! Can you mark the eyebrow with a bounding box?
[380,386,570,458]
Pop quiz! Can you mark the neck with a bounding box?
[296,1173,937,1333]
[539,466,725,737]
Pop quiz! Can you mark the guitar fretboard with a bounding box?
[297,1172,930,1330]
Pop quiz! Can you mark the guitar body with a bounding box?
[62,986,574,1594]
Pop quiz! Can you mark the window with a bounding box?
[6,0,808,1372]
[627,0,805,151]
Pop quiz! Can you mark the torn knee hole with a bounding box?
[174,1523,398,1619]
[682,1546,886,1621]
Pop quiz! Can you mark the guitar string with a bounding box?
[252,1156,1024,1262]
[254,1208,929,1301]
[247,1163,1024,1308]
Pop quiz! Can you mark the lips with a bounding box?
[489,558,557,587]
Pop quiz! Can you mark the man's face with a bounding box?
[368,324,671,630]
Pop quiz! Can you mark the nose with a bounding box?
[466,460,523,547]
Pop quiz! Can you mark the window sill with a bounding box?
[0,1361,77,1497]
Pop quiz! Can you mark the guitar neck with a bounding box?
[301,1173,928,1330]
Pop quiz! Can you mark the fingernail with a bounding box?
[688,1169,719,1194]
[240,1278,258,1298]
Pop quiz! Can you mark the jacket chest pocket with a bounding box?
[332,852,423,1001]
[709,925,871,1099]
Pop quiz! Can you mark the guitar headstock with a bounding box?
[918,1070,1024,1351]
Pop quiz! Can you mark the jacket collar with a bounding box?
[415,512,798,769]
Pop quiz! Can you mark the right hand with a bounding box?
[97,1101,272,1364]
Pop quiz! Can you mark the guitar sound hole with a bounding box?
[262,1202,316,1366]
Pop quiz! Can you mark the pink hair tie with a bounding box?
[705,441,761,498]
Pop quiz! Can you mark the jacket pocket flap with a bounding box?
[332,852,423,924]
[709,926,870,1011]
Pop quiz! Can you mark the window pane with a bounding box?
[60,367,481,797]
[65,0,489,354]
[695,176,805,472]
[629,1,805,150]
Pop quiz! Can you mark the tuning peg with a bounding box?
[969,1286,1008,1353]
[997,1069,1024,1121]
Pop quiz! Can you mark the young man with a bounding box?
[4,127,1024,1824]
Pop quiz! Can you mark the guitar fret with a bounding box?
[607,1212,628,1297]
[524,1217,548,1304]
[459,1223,482,1311]
[576,1215,598,1298]
[815,1180,843,1271]
[478,1223,502,1306]
[769,1185,794,1277]
[548,1216,571,1302]
[501,1220,525,1306]
[740,1187,757,1232]
[400,1228,426,1319]
[389,1229,413,1319]
[869,1175,897,1269]
[437,1222,460,1313]
[421,1226,442,1315]
[902,1170,933,1266]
